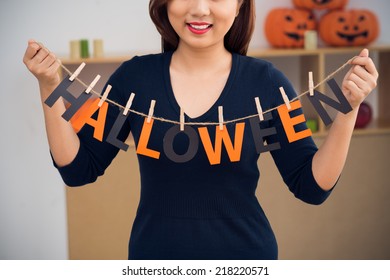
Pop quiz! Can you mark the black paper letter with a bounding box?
[307,78,353,126]
[106,108,129,151]
[163,125,199,163]
[44,75,91,121]
[249,113,281,154]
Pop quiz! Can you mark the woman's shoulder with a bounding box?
[235,53,277,81]
[109,51,170,83]
[236,53,289,84]
[237,53,273,69]
[237,53,276,73]
[120,51,170,70]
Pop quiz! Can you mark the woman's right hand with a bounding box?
[23,40,61,91]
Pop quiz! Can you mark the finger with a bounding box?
[350,56,378,77]
[41,59,61,80]
[23,40,42,63]
[359,48,369,57]
[348,73,372,94]
[344,65,358,84]
[349,48,368,65]
[353,65,378,88]
[40,52,58,69]
[31,47,50,64]
[342,65,355,85]
[344,80,365,100]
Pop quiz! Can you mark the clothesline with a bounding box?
[57,54,357,126]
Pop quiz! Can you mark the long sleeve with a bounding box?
[51,61,133,186]
[266,64,334,205]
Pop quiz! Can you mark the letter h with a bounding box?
[44,75,91,121]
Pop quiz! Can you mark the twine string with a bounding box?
[57,55,357,126]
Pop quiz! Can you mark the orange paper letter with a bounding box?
[277,100,312,143]
[70,98,108,141]
[136,118,161,159]
[198,123,245,165]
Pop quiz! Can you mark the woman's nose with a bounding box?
[189,0,211,17]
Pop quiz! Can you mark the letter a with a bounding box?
[70,98,108,141]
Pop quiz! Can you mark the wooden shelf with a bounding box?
[312,119,390,138]
[249,45,390,137]
[60,44,390,63]
[353,119,390,136]
[60,55,133,65]
[248,44,390,57]
[61,44,390,136]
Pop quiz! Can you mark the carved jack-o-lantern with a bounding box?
[319,9,379,46]
[265,8,317,48]
[293,0,349,10]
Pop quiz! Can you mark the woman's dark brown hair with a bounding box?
[149,0,255,55]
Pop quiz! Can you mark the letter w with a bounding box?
[198,123,245,165]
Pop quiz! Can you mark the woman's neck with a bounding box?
[171,42,232,75]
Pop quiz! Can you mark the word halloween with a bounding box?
[45,76,352,165]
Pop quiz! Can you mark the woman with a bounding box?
[23,0,378,259]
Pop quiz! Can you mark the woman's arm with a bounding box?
[312,49,379,191]
[23,39,80,167]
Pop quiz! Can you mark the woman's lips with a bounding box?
[187,22,213,35]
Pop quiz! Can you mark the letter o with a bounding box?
[163,125,199,163]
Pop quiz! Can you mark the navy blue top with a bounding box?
[54,51,333,260]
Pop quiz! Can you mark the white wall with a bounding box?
[0,0,389,260]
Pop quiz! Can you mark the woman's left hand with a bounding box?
[342,48,379,110]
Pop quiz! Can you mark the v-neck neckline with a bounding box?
[163,51,239,123]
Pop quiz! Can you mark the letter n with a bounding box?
[307,78,353,126]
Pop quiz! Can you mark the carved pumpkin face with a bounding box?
[319,10,379,46]
[265,8,317,48]
[293,0,349,10]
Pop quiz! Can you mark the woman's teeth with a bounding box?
[189,24,211,30]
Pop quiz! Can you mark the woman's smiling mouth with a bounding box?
[187,22,213,34]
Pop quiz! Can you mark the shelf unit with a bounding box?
[60,45,390,136]
[249,45,390,136]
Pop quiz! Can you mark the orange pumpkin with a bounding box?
[265,8,317,48]
[293,0,349,10]
[319,9,379,46]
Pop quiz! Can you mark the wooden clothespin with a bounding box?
[309,72,314,96]
[123,93,136,115]
[180,107,185,131]
[254,97,264,121]
[218,106,224,130]
[279,87,291,111]
[86,75,101,94]
[98,85,112,107]
[147,100,156,123]
[69,62,86,81]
